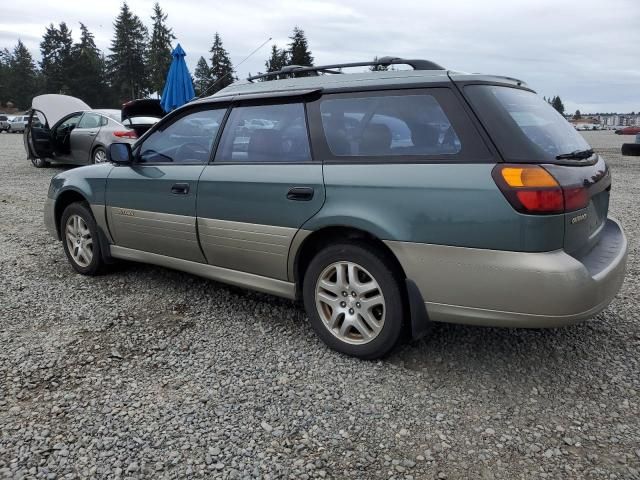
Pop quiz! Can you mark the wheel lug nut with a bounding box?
[348,308,354,315]
[356,302,361,308]
[340,301,346,308]
[342,291,348,297]
[351,291,357,297]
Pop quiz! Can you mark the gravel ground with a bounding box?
[0,130,638,479]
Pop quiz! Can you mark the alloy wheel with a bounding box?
[65,214,93,267]
[94,149,107,164]
[314,261,386,345]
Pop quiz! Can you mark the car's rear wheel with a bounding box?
[60,202,104,276]
[303,242,405,359]
[92,147,107,164]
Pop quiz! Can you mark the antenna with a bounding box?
[197,36,272,99]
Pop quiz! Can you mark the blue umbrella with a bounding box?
[160,44,195,112]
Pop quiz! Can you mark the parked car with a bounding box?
[0,115,11,132]
[615,126,640,135]
[9,115,30,133]
[24,94,163,168]
[41,57,628,359]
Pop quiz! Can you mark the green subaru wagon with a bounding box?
[36,58,628,359]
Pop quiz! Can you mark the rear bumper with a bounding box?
[386,217,627,328]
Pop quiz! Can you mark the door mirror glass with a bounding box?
[108,143,133,165]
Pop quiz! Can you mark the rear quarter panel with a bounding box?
[308,163,564,252]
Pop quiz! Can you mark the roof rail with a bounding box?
[247,57,445,82]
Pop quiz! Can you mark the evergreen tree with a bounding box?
[39,22,73,94]
[7,41,39,109]
[573,109,582,120]
[264,45,288,79]
[209,33,234,94]
[370,56,389,72]
[288,27,313,66]
[147,3,175,97]
[108,2,149,101]
[551,95,565,115]
[0,48,11,106]
[68,23,109,106]
[193,56,212,96]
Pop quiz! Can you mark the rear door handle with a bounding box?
[287,187,314,201]
[171,183,190,195]
[86,131,98,136]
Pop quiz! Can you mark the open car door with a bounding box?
[24,110,53,161]
[24,94,91,164]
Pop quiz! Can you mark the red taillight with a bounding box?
[515,190,564,213]
[563,186,589,212]
[493,165,589,214]
[113,130,137,139]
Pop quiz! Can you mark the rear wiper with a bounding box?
[555,149,594,160]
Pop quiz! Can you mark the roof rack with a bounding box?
[247,57,445,82]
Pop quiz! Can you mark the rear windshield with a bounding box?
[465,85,590,162]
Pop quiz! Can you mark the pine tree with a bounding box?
[288,27,313,66]
[7,41,39,109]
[39,22,73,94]
[264,45,288,79]
[209,33,234,94]
[573,109,581,120]
[370,56,389,72]
[193,56,212,96]
[147,3,175,97]
[68,23,110,107]
[0,48,11,106]
[108,2,150,101]
[551,95,565,115]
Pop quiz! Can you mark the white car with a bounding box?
[9,115,30,133]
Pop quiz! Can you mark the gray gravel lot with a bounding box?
[0,130,638,479]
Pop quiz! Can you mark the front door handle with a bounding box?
[86,131,98,136]
[171,183,190,195]
[287,187,314,201]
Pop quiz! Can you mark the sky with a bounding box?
[1,0,639,113]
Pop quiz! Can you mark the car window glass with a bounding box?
[137,109,224,164]
[215,103,311,163]
[58,114,82,130]
[77,113,102,129]
[320,94,461,157]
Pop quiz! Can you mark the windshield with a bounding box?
[465,85,591,162]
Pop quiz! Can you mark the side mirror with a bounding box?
[107,143,133,165]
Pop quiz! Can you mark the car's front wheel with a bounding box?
[303,242,405,359]
[31,157,50,168]
[60,202,105,275]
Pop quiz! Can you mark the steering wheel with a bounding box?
[175,142,209,162]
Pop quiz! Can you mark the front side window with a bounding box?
[320,94,461,157]
[137,108,224,164]
[215,103,311,163]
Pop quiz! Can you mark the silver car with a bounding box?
[24,94,163,168]
[9,115,30,133]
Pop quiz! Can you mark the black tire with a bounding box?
[302,241,406,359]
[92,146,107,164]
[622,143,640,156]
[60,202,105,276]
[31,157,50,168]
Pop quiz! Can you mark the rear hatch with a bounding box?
[463,83,611,256]
[121,99,164,136]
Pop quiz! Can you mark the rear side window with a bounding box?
[465,85,591,162]
[320,94,461,157]
[215,103,311,163]
[77,113,102,129]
